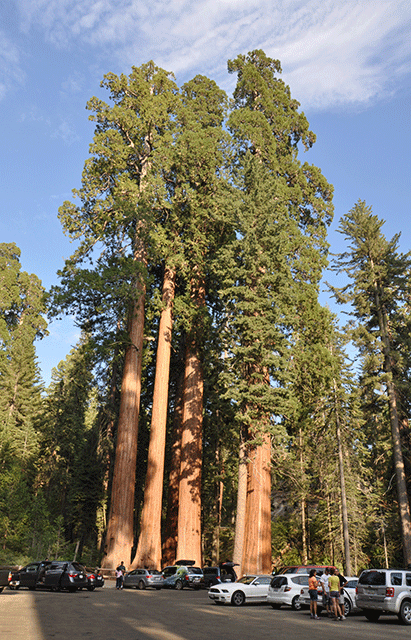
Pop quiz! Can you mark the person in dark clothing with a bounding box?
[115,562,126,589]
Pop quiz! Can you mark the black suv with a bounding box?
[200,562,238,589]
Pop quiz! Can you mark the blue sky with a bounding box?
[1,0,411,385]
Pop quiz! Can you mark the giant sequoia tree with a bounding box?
[219,50,333,574]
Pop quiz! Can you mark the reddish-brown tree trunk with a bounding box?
[162,361,185,567]
[102,255,146,569]
[176,281,205,566]
[241,432,272,574]
[131,268,175,570]
[233,437,247,577]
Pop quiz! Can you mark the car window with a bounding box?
[271,576,287,587]
[359,571,386,586]
[406,574,411,587]
[150,570,161,575]
[238,576,257,585]
[188,567,202,574]
[345,580,358,589]
[128,570,137,576]
[163,567,177,577]
[391,572,402,586]
[291,576,306,585]
[256,577,271,584]
[203,568,218,576]
[26,565,39,573]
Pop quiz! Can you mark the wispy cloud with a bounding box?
[0,27,25,100]
[13,0,411,109]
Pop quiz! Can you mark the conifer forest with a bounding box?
[2,50,411,576]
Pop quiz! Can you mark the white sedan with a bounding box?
[208,574,272,606]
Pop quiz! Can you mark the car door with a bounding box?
[20,563,40,588]
[252,576,271,601]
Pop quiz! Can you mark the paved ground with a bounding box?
[2,582,411,640]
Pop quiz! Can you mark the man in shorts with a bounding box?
[319,567,331,617]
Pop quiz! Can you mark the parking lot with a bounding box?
[3,582,411,640]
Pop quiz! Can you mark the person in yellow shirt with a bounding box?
[328,568,345,620]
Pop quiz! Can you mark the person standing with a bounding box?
[308,569,320,619]
[115,561,126,589]
[335,568,347,617]
[319,567,331,617]
[328,568,345,620]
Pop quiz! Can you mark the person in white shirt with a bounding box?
[319,567,331,616]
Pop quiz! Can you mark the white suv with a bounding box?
[356,568,411,625]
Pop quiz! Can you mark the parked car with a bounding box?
[299,575,357,617]
[8,560,88,592]
[162,562,203,590]
[200,562,238,589]
[275,565,336,575]
[123,569,163,590]
[208,574,272,606]
[267,573,308,610]
[356,568,411,624]
[84,568,104,591]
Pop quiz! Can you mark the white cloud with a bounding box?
[0,27,25,100]
[14,0,411,109]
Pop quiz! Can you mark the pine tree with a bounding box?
[331,199,411,564]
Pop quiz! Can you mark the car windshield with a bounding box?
[188,567,202,574]
[359,571,386,586]
[238,575,257,585]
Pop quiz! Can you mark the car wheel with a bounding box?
[271,603,281,609]
[343,598,351,617]
[155,587,162,591]
[68,586,77,593]
[138,580,146,590]
[231,590,245,607]
[87,585,95,591]
[292,596,301,611]
[364,609,381,622]
[175,579,183,590]
[399,600,411,625]
[29,586,36,591]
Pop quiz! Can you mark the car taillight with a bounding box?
[146,575,152,579]
[89,574,95,579]
[284,587,291,592]
[185,575,189,581]
[68,573,77,578]
[386,587,395,597]
[8,572,12,582]
[301,588,304,594]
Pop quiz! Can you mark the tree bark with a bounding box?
[176,277,205,567]
[333,380,352,575]
[241,432,272,574]
[162,363,184,566]
[233,437,248,577]
[102,241,146,568]
[131,268,175,570]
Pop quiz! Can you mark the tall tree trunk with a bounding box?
[372,268,411,565]
[241,432,272,574]
[102,242,146,568]
[333,380,352,575]
[176,278,205,566]
[162,357,185,566]
[131,268,175,570]
[233,436,247,577]
[176,334,204,565]
[299,428,308,564]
